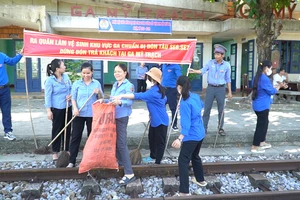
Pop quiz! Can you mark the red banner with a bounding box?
[24,30,196,64]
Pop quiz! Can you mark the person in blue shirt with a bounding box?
[67,62,103,168]
[189,44,232,136]
[0,48,23,141]
[136,62,148,92]
[172,76,206,196]
[161,63,182,131]
[99,63,135,186]
[251,60,282,153]
[156,63,162,71]
[112,67,169,164]
[44,59,72,161]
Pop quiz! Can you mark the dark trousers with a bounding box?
[69,116,92,165]
[116,116,133,174]
[165,87,178,128]
[178,140,204,194]
[203,85,226,132]
[148,124,168,164]
[51,107,72,152]
[0,87,12,133]
[137,79,147,93]
[253,109,269,146]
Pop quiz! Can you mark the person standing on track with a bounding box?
[99,63,136,186]
[67,62,103,168]
[189,44,232,136]
[44,59,72,162]
[172,76,207,196]
[112,67,169,164]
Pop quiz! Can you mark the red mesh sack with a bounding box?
[79,102,118,174]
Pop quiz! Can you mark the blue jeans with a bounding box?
[0,87,12,133]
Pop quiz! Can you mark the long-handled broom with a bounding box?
[33,92,94,154]
[130,120,150,165]
[56,101,70,168]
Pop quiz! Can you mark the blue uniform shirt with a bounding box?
[44,73,72,109]
[72,79,103,117]
[180,92,205,142]
[136,66,148,80]
[201,59,231,85]
[110,79,134,119]
[134,85,169,127]
[252,74,277,112]
[0,53,22,85]
[161,64,182,88]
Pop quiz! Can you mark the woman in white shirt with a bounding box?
[273,68,288,87]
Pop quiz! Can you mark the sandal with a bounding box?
[119,176,136,186]
[52,153,58,161]
[173,192,191,197]
[260,143,272,149]
[251,147,265,153]
[191,177,207,187]
[218,129,226,136]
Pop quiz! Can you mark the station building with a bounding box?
[0,0,299,92]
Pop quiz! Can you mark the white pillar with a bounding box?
[202,41,213,89]
[236,42,243,91]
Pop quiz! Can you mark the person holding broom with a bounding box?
[172,76,207,196]
[112,67,169,165]
[44,59,72,162]
[66,62,103,168]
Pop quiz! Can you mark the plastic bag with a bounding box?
[79,102,118,174]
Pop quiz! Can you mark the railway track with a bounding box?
[1,159,300,199]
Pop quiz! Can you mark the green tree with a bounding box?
[207,0,296,62]
[64,60,87,82]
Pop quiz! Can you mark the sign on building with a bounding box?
[98,17,172,34]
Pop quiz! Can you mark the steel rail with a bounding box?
[0,159,300,182]
[129,190,300,200]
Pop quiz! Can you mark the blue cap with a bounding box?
[214,44,227,54]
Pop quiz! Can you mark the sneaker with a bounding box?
[66,163,74,168]
[172,126,179,132]
[4,132,16,141]
[251,147,265,153]
[260,143,272,149]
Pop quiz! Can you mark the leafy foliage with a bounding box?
[204,0,298,61]
[205,0,295,25]
[64,59,88,82]
[235,0,293,26]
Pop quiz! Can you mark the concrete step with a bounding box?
[1,130,299,154]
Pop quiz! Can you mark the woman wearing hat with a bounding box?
[113,67,169,164]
